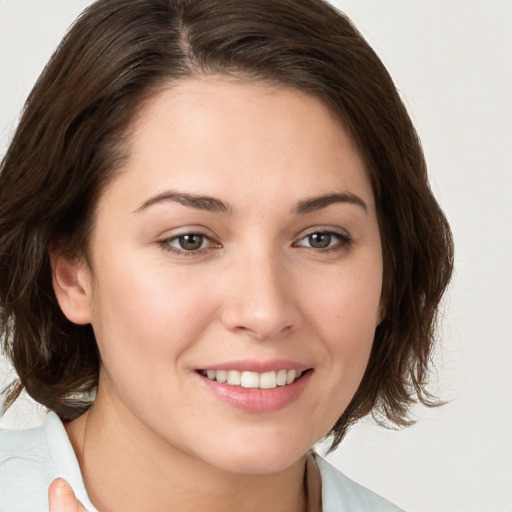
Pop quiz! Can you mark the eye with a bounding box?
[160,232,217,254]
[304,232,334,249]
[174,234,206,251]
[294,230,352,251]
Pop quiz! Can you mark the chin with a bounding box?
[202,437,311,476]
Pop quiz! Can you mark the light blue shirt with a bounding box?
[0,412,404,511]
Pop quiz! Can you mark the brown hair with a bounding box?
[0,0,453,448]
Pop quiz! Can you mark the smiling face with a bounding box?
[56,78,383,475]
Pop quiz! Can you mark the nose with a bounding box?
[220,249,297,340]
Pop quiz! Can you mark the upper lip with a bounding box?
[197,359,310,373]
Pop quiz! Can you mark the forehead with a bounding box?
[103,77,374,213]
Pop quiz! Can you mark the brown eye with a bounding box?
[177,234,204,251]
[160,231,220,255]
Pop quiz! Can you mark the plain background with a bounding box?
[0,1,511,511]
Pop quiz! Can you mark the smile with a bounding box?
[198,369,303,389]
[196,365,313,412]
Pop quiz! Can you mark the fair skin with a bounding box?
[51,78,383,512]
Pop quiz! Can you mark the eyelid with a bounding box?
[292,227,354,250]
[158,228,221,256]
[156,226,353,256]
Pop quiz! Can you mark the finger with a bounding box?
[48,478,87,512]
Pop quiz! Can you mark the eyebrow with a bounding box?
[134,191,232,214]
[294,192,368,214]
[134,190,367,216]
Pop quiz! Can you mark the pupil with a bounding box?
[179,234,203,250]
[309,232,331,248]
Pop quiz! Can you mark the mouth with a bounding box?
[195,361,313,412]
[197,368,306,389]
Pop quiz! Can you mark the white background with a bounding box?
[1,1,511,511]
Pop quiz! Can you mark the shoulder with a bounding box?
[1,412,97,512]
[316,455,405,512]
[0,416,59,511]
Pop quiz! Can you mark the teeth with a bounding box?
[260,371,277,389]
[216,370,227,383]
[227,370,241,385]
[201,369,305,389]
[240,371,259,389]
[286,369,296,384]
[276,369,287,386]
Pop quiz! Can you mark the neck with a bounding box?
[65,396,308,512]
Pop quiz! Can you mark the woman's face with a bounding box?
[73,78,383,474]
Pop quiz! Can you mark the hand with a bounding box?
[48,478,87,512]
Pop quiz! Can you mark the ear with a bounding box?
[50,250,93,325]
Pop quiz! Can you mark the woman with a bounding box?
[0,0,453,510]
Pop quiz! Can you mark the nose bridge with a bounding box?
[220,242,295,339]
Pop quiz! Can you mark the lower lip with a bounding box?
[197,370,312,413]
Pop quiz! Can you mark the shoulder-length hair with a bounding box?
[0,0,453,449]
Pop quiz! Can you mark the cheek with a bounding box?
[89,254,216,372]
[288,263,382,441]
[304,262,382,365]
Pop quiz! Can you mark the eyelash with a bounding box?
[159,229,353,256]
[293,229,353,253]
[159,232,218,256]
